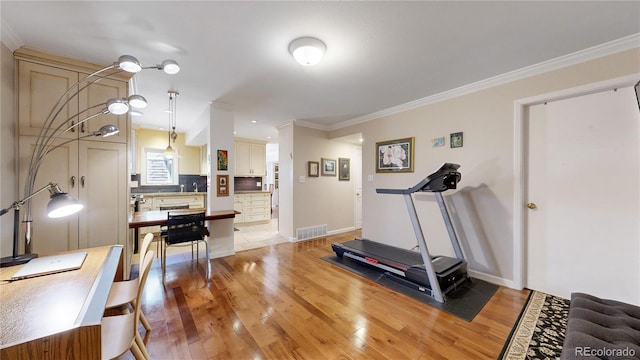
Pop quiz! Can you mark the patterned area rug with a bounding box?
[499,290,570,360]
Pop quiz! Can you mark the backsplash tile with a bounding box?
[131,174,207,194]
[234,176,263,191]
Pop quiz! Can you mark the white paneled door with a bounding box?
[525,85,639,304]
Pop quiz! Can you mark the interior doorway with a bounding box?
[233,143,286,251]
[519,77,639,303]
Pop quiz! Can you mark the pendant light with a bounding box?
[164,91,179,159]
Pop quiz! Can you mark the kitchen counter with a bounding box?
[133,192,207,197]
[235,190,271,194]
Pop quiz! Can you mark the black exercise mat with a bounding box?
[322,254,498,322]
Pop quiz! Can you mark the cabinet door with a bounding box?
[235,141,252,175]
[77,141,127,249]
[18,61,79,139]
[250,143,266,176]
[19,136,80,254]
[78,76,128,143]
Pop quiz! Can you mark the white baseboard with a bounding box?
[288,226,356,243]
[468,269,520,290]
[328,226,355,236]
[210,249,235,259]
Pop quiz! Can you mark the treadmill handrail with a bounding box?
[376,163,461,194]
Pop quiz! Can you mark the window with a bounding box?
[141,148,178,185]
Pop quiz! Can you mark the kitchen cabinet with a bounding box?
[135,193,206,234]
[149,194,205,210]
[18,137,128,254]
[234,192,270,224]
[15,48,131,255]
[16,47,129,144]
[235,139,266,176]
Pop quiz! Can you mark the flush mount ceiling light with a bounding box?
[289,37,326,66]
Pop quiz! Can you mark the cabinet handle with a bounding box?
[81,176,86,188]
[81,122,85,133]
[71,121,75,132]
[71,176,76,188]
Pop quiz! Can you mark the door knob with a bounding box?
[527,202,537,209]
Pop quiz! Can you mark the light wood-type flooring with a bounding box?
[120,230,529,359]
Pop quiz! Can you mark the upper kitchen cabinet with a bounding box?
[15,47,130,144]
[235,138,266,176]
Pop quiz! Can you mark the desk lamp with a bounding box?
[0,183,82,267]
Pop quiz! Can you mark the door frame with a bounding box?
[512,73,639,290]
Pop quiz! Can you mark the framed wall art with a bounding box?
[450,132,463,148]
[217,149,228,170]
[376,137,414,173]
[321,158,336,176]
[338,158,350,181]
[308,161,319,177]
[216,174,229,197]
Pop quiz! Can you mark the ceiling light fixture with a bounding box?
[164,90,179,158]
[116,55,181,74]
[289,37,326,66]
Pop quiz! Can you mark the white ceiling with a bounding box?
[2,1,639,145]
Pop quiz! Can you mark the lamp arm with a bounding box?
[21,105,109,228]
[40,128,106,159]
[34,70,120,154]
[35,105,107,162]
[1,183,55,216]
[26,69,122,193]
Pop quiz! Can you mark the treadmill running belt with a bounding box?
[339,238,423,269]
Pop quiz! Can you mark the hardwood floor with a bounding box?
[121,231,529,359]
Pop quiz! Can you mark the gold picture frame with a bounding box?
[375,137,415,173]
[216,174,229,197]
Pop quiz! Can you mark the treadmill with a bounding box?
[331,163,469,303]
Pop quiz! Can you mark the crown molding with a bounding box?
[294,119,330,131]
[1,20,23,51]
[331,33,640,131]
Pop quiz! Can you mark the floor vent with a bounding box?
[296,224,327,241]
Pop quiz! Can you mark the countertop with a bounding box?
[235,190,271,194]
[132,192,206,197]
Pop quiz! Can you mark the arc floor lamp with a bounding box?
[0,54,180,267]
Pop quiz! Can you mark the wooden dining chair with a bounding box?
[162,211,209,281]
[101,250,154,360]
[105,232,154,332]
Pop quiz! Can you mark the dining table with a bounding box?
[128,208,239,252]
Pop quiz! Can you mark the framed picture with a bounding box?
[321,158,336,176]
[450,132,463,148]
[216,174,229,197]
[217,150,228,170]
[338,158,350,181]
[308,161,319,177]
[376,137,414,173]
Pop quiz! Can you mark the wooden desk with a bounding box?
[0,245,123,360]
[128,208,238,252]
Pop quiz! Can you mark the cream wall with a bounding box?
[135,128,202,175]
[292,125,356,235]
[0,42,16,256]
[329,48,640,286]
[278,123,294,239]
